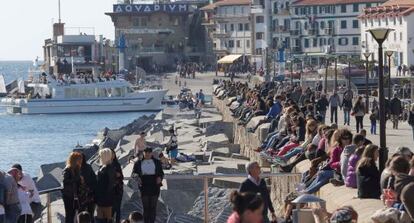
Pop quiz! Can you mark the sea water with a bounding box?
[0,61,153,176]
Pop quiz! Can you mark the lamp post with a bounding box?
[324,56,329,94]
[348,58,352,90]
[368,28,394,173]
[363,52,372,113]
[385,51,394,100]
[334,56,338,91]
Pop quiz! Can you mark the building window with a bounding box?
[228,40,234,48]
[339,38,348,46]
[341,5,346,13]
[233,7,236,15]
[341,20,347,29]
[256,48,262,55]
[313,38,317,47]
[246,40,250,48]
[295,8,299,15]
[313,6,317,14]
[400,32,403,41]
[320,21,325,29]
[385,18,388,26]
[256,16,264,23]
[399,17,403,24]
[370,19,373,26]
[364,19,367,27]
[304,22,308,30]
[236,40,241,48]
[352,20,359,28]
[256,32,264,39]
[352,37,359,45]
[366,3,371,8]
[319,38,325,46]
[393,17,396,25]
[244,23,250,31]
[304,39,310,48]
[230,24,234,31]
[224,24,228,32]
[238,23,243,31]
[353,4,359,12]
[394,32,397,41]
[378,19,381,26]
[274,2,278,14]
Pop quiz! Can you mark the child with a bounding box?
[370,108,378,135]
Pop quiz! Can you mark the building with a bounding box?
[106,2,207,73]
[359,0,414,76]
[43,23,111,75]
[289,0,385,66]
[201,0,252,60]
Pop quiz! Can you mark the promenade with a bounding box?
[163,71,414,154]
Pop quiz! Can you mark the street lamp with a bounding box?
[363,52,372,113]
[385,50,394,100]
[368,28,394,172]
[334,56,338,91]
[324,56,330,94]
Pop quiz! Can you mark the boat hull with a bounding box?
[2,90,168,114]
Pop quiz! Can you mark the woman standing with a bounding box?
[8,168,33,223]
[96,148,116,223]
[408,104,414,141]
[356,144,381,199]
[353,96,366,133]
[227,191,264,223]
[62,152,83,223]
[79,153,97,222]
[111,150,124,223]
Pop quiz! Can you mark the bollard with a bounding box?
[47,193,51,223]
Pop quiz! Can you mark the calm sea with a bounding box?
[0,61,153,176]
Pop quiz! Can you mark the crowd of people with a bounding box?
[214,79,414,223]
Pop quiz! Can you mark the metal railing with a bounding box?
[39,172,300,223]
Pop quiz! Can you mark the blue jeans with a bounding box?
[305,170,335,194]
[344,109,350,125]
[261,132,278,149]
[319,110,326,124]
[371,121,377,134]
[282,147,304,160]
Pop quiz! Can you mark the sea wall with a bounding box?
[213,96,384,222]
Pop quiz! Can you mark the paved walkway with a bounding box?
[161,71,414,154]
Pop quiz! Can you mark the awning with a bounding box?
[217,54,242,64]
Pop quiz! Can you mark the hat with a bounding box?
[144,147,153,153]
[330,209,353,223]
[396,147,413,157]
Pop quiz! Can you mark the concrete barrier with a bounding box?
[213,96,384,222]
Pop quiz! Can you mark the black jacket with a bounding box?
[133,158,164,196]
[316,98,329,112]
[239,178,275,216]
[95,165,116,207]
[390,98,402,115]
[62,167,81,199]
[357,161,381,199]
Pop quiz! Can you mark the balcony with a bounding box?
[324,28,334,35]
[273,9,290,15]
[291,46,302,54]
[212,31,230,38]
[307,29,318,36]
[274,26,290,33]
[290,29,301,36]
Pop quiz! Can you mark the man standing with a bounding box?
[240,161,277,223]
[341,93,353,126]
[316,94,329,124]
[12,164,42,221]
[132,148,164,223]
[0,170,20,223]
[390,94,402,129]
[134,132,147,160]
[329,91,341,124]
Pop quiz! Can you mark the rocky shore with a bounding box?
[33,102,260,223]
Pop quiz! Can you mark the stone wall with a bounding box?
[213,96,384,222]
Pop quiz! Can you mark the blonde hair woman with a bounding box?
[96,148,116,222]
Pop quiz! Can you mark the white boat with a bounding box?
[1,77,167,114]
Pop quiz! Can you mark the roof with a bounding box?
[217,54,242,64]
[358,0,414,19]
[201,0,250,10]
[293,0,385,6]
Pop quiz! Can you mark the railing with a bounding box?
[39,173,300,223]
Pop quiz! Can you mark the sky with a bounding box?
[0,0,115,61]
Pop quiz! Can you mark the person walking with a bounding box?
[329,91,340,124]
[95,149,117,223]
[341,94,353,126]
[165,128,178,165]
[408,104,414,141]
[132,147,164,223]
[62,152,83,223]
[370,107,378,135]
[239,161,277,223]
[11,164,41,221]
[8,168,33,223]
[111,151,124,223]
[353,96,366,133]
[390,94,402,129]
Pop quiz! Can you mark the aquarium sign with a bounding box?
[114,4,189,13]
